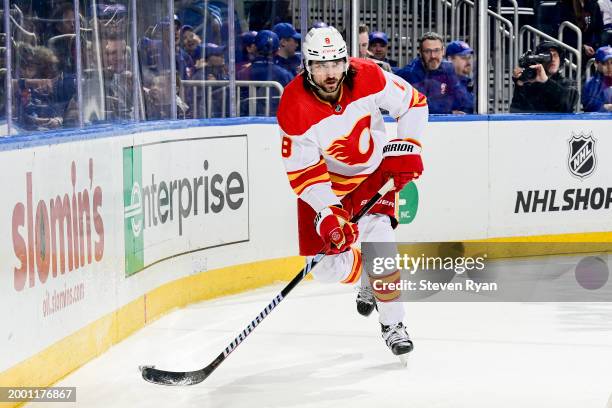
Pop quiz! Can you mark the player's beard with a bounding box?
[320,77,341,93]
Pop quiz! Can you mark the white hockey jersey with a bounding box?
[278,57,428,212]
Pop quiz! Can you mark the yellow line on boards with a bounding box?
[0,256,305,408]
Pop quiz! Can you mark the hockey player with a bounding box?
[277,26,428,357]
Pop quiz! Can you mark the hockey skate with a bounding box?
[356,284,377,316]
[381,322,413,365]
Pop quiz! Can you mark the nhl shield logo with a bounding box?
[567,132,596,179]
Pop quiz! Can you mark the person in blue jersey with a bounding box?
[445,40,475,114]
[198,43,229,80]
[396,32,472,114]
[140,17,194,82]
[272,22,302,76]
[182,29,205,69]
[582,45,612,112]
[237,30,293,116]
[237,31,258,72]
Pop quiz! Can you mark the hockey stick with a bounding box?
[140,177,396,386]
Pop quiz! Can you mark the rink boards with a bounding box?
[0,115,611,400]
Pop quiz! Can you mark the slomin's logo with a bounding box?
[12,159,105,291]
[568,132,596,179]
[325,115,374,166]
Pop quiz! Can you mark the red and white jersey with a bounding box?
[278,57,428,212]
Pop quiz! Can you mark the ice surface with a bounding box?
[28,281,612,408]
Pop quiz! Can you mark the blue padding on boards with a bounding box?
[1,113,610,151]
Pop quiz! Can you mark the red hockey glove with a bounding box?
[315,206,359,254]
[379,138,423,191]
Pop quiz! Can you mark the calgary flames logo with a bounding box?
[325,115,374,165]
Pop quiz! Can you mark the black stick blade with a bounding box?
[140,365,208,386]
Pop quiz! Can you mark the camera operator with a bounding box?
[510,41,579,113]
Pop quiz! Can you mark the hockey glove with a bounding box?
[380,138,423,191]
[315,205,359,254]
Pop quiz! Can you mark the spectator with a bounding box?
[172,15,195,79]
[237,31,258,71]
[197,43,229,80]
[237,30,293,84]
[358,24,369,58]
[582,45,612,112]
[102,37,135,120]
[174,0,222,45]
[182,30,205,69]
[273,23,302,76]
[368,31,398,68]
[396,32,472,114]
[358,24,392,72]
[237,30,293,116]
[179,24,195,44]
[559,0,604,60]
[174,14,182,44]
[142,18,194,82]
[144,73,189,120]
[46,4,77,73]
[446,40,475,114]
[47,3,75,39]
[599,0,612,46]
[200,43,230,117]
[510,41,579,113]
[65,35,133,125]
[13,44,65,131]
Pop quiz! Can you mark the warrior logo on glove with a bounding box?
[380,138,423,191]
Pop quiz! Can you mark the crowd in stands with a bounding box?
[2,0,611,134]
